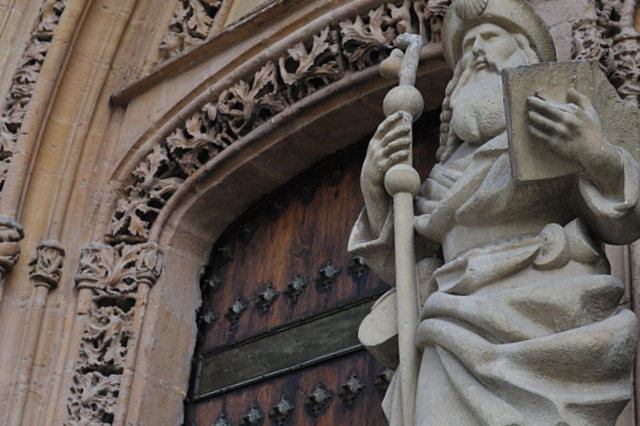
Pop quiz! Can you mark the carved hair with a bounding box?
[436,32,539,162]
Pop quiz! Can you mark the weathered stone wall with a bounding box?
[0,0,636,425]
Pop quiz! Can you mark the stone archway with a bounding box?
[120,64,449,424]
[46,0,640,424]
[59,2,452,423]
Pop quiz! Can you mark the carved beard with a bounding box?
[450,64,506,144]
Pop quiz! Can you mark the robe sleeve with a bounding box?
[348,207,397,284]
[348,205,442,290]
[574,147,640,244]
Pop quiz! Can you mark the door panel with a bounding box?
[196,141,390,351]
[189,350,391,425]
[185,111,439,425]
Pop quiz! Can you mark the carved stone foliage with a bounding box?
[29,240,65,289]
[0,0,67,194]
[75,242,163,297]
[0,218,24,278]
[279,28,343,101]
[414,0,450,43]
[66,306,134,425]
[108,0,451,243]
[66,305,133,425]
[159,0,224,61]
[572,0,640,106]
[66,243,162,425]
[66,371,120,425]
[339,1,412,70]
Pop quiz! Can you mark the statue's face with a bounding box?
[461,23,522,76]
[450,23,530,144]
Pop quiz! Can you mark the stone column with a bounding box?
[6,240,64,426]
[62,242,162,425]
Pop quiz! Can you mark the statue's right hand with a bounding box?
[361,112,413,189]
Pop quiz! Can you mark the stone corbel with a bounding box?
[28,240,65,289]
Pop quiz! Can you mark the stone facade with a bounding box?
[0,0,636,425]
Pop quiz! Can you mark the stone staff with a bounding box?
[379,33,424,426]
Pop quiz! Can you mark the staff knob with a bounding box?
[395,33,423,51]
[380,49,404,78]
[383,86,424,121]
[384,164,421,196]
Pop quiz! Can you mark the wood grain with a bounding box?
[186,110,440,425]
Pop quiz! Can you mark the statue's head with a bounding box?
[437,0,557,161]
[442,0,556,69]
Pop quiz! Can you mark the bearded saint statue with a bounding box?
[349,0,640,424]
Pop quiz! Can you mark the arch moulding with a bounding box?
[63,1,452,424]
[60,0,640,424]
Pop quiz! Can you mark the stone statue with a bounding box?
[350,0,640,424]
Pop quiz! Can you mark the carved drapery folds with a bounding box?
[572,0,640,106]
[108,0,452,243]
[65,243,162,426]
[0,0,67,194]
[159,0,224,61]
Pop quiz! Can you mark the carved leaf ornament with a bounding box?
[29,241,65,288]
[79,306,134,372]
[159,0,223,60]
[62,1,640,425]
[215,62,287,140]
[339,5,397,70]
[108,0,454,243]
[67,371,120,425]
[572,0,640,107]
[278,27,342,100]
[0,0,67,195]
[66,243,162,425]
[111,0,640,244]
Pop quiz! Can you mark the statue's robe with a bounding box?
[349,132,640,425]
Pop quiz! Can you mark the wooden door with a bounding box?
[184,112,439,426]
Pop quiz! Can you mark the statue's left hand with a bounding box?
[526,88,623,195]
